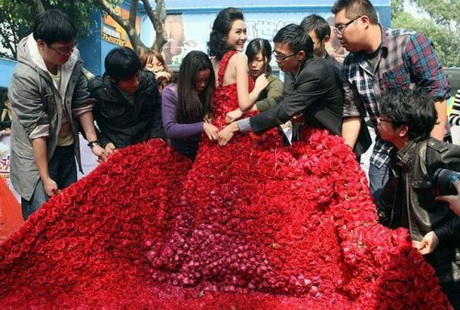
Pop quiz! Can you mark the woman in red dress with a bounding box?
[0,7,451,309]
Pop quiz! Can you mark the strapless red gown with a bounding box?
[0,51,450,309]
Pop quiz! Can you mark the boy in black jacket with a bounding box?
[377,88,460,309]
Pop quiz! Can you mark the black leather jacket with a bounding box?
[377,138,460,281]
[89,70,165,148]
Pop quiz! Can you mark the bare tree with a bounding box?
[96,0,167,54]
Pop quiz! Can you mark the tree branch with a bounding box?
[0,26,17,58]
[128,0,137,29]
[32,0,46,14]
[142,0,167,51]
[96,0,145,53]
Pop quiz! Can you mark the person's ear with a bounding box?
[36,39,46,50]
[297,50,306,62]
[323,35,331,44]
[399,124,409,138]
[360,15,371,29]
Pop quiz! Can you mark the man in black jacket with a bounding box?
[89,47,165,154]
[377,88,460,308]
[218,23,370,157]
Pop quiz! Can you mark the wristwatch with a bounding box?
[87,140,100,149]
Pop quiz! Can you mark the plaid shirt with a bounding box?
[342,27,451,167]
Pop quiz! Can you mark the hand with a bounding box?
[225,108,244,124]
[436,179,460,216]
[43,177,60,197]
[417,231,439,255]
[254,74,269,91]
[218,122,239,146]
[155,71,171,82]
[203,122,219,141]
[104,142,117,155]
[91,144,108,162]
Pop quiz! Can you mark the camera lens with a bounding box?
[433,168,460,196]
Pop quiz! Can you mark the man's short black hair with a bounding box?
[300,15,331,42]
[331,0,379,24]
[379,88,437,142]
[105,47,142,80]
[273,23,313,57]
[33,9,77,45]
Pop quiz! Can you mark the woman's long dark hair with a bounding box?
[176,51,215,123]
[245,38,273,75]
[207,7,244,60]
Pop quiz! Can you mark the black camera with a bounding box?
[433,168,460,196]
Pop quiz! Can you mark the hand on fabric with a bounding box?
[254,74,269,92]
[417,231,439,255]
[218,122,238,146]
[43,177,60,197]
[204,122,219,141]
[91,144,108,162]
[104,143,117,156]
[436,180,460,216]
[225,108,243,124]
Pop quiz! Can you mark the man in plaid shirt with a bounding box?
[331,0,451,200]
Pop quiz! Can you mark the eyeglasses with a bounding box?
[273,51,296,61]
[47,43,77,56]
[377,116,393,125]
[334,16,362,35]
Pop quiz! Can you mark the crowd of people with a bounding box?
[1,0,460,308]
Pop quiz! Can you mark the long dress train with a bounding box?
[0,51,450,309]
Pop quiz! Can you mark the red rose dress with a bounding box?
[0,51,451,309]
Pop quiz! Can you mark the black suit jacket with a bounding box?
[249,56,371,157]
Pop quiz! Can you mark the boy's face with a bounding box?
[38,39,76,65]
[308,31,328,57]
[377,115,406,149]
[114,71,141,94]
[333,10,365,52]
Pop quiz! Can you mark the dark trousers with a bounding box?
[426,247,460,309]
[21,145,77,220]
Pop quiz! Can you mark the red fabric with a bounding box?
[212,50,255,128]
[0,177,23,243]
[0,52,451,309]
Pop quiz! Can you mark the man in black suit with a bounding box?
[218,23,370,156]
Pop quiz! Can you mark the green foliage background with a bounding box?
[392,0,460,67]
[0,0,122,59]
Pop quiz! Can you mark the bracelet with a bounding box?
[87,140,100,148]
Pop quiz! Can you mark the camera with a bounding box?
[433,168,460,196]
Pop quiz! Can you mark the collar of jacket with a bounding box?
[396,139,421,167]
[295,55,314,78]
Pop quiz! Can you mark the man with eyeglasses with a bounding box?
[377,89,460,309]
[8,9,108,219]
[218,23,370,157]
[331,0,451,200]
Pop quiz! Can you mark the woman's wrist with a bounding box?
[87,140,100,149]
